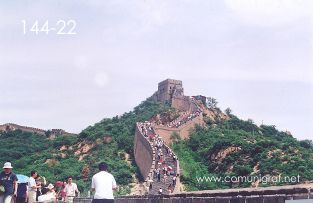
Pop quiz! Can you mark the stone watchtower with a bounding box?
[156,79,184,103]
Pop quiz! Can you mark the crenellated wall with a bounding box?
[0,123,46,135]
[0,123,74,139]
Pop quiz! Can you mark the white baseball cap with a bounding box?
[3,162,13,169]
[47,183,54,190]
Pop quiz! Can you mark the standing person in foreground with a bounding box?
[91,162,117,203]
[0,162,18,203]
[64,176,80,203]
[28,170,41,203]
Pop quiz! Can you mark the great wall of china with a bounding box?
[130,79,313,202]
[133,79,205,195]
[0,123,73,138]
[2,78,312,202]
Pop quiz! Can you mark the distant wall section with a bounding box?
[154,114,204,145]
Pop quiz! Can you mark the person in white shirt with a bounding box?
[38,184,56,203]
[64,176,79,203]
[91,162,117,203]
[27,171,41,203]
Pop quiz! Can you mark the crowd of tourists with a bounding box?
[166,110,201,128]
[0,162,117,203]
[152,135,178,194]
[137,98,204,194]
[138,122,156,141]
[138,121,179,194]
[165,98,202,128]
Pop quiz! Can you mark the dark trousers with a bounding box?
[92,199,114,203]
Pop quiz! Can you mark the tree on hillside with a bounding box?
[300,140,313,149]
[170,132,181,144]
[207,97,218,108]
[247,119,254,124]
[225,108,232,116]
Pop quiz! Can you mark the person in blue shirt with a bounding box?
[16,183,27,203]
[0,162,18,203]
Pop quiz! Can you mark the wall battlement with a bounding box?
[0,123,73,138]
[155,79,184,104]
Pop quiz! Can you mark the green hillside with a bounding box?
[173,113,313,191]
[1,97,312,195]
[0,98,170,195]
[0,130,84,189]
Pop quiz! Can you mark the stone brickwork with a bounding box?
[155,79,194,111]
[171,96,191,112]
[134,123,155,180]
[74,183,313,202]
[156,79,184,104]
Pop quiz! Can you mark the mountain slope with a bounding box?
[172,113,313,191]
[0,98,170,195]
[1,96,312,195]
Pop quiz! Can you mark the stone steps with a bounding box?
[143,99,202,195]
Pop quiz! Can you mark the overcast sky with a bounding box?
[0,0,312,140]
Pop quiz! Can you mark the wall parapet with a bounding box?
[134,123,155,183]
[74,183,313,202]
[134,121,181,195]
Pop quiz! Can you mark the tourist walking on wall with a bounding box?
[91,162,117,203]
[172,176,177,186]
[157,172,161,182]
[158,188,162,195]
[0,162,18,203]
[28,171,41,203]
[64,176,80,203]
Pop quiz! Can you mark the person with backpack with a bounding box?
[0,162,18,203]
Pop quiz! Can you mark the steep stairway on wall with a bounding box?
[136,97,203,195]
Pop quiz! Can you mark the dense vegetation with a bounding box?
[2,96,312,194]
[0,98,170,195]
[0,130,84,191]
[173,115,313,191]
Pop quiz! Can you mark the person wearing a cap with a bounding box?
[0,162,18,203]
[37,183,56,203]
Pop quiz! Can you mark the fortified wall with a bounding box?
[134,79,205,195]
[153,114,204,145]
[75,183,313,202]
[0,123,46,135]
[153,79,205,144]
[153,79,190,112]
[133,123,155,180]
[0,123,73,138]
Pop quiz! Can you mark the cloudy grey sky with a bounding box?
[0,0,312,140]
